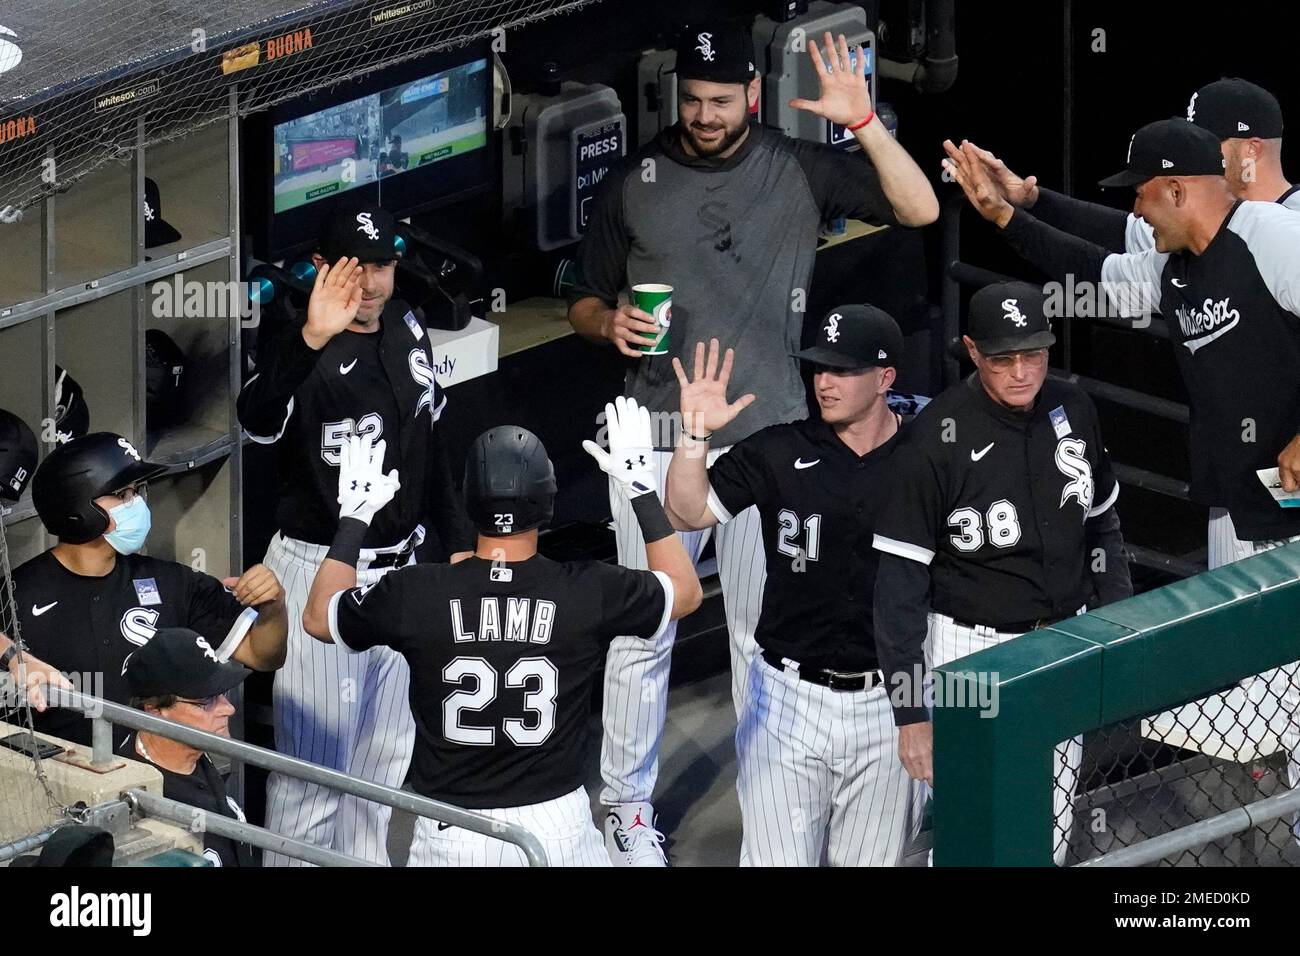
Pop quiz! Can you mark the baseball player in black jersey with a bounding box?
[237,203,476,865]
[872,283,1131,865]
[949,117,1300,838]
[0,433,287,748]
[944,78,1298,258]
[300,409,702,866]
[664,308,926,866]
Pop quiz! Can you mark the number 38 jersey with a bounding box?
[872,375,1118,628]
[328,556,672,809]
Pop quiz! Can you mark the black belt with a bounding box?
[761,650,882,692]
[366,534,419,569]
[948,614,1066,634]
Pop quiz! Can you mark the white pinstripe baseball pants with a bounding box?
[599,446,766,806]
[928,611,1082,866]
[736,653,923,866]
[261,531,417,867]
[407,787,610,867]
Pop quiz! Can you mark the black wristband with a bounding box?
[326,517,369,566]
[683,430,712,442]
[630,493,675,544]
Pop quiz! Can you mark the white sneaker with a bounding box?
[604,802,667,867]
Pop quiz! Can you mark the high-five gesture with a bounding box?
[337,433,400,526]
[789,32,873,126]
[303,256,364,350]
[672,339,756,444]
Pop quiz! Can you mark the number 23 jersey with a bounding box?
[328,556,672,809]
[872,375,1118,627]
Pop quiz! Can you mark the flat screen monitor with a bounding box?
[247,41,493,260]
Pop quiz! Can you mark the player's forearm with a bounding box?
[303,518,366,641]
[998,208,1107,286]
[853,120,939,226]
[236,324,321,436]
[243,602,288,670]
[567,296,615,345]
[1032,188,1130,253]
[1085,507,1132,606]
[664,439,718,531]
[873,554,932,726]
[636,495,702,619]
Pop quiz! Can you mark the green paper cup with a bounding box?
[632,283,672,355]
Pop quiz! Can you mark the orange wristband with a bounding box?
[847,111,876,131]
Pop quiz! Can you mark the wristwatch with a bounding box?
[0,642,25,672]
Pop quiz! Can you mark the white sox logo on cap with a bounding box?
[356,212,380,241]
[118,437,142,461]
[824,313,842,342]
[696,32,715,61]
[1001,298,1027,327]
[196,635,219,663]
[1186,91,1198,122]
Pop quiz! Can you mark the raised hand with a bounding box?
[337,433,400,525]
[303,256,364,349]
[583,396,657,498]
[943,139,1039,208]
[789,32,873,127]
[672,339,756,441]
[942,141,1016,228]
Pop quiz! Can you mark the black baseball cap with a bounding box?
[673,21,757,85]
[1186,78,1284,140]
[1099,118,1226,188]
[143,177,182,248]
[317,203,400,264]
[124,627,249,700]
[967,282,1056,355]
[793,304,904,370]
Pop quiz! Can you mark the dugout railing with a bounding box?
[24,687,549,867]
[933,540,1300,866]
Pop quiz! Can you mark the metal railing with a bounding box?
[44,687,549,867]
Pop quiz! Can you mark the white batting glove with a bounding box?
[337,433,400,526]
[583,396,656,498]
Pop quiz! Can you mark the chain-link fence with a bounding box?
[1055,663,1300,866]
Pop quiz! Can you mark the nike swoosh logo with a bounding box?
[1171,278,1187,288]
[339,359,357,375]
[437,821,453,831]
[970,442,994,462]
[793,458,821,470]
[32,602,57,616]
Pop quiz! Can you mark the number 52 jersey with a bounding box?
[872,375,1119,628]
[328,555,672,809]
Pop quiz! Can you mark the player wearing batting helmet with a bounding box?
[871,283,1132,866]
[664,307,927,866]
[2,433,287,747]
[301,412,702,866]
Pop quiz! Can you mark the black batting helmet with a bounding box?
[463,426,557,536]
[0,409,37,502]
[32,433,167,543]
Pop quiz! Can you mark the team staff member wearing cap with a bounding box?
[568,20,939,865]
[664,308,925,866]
[300,419,701,867]
[121,627,256,867]
[0,433,287,748]
[945,78,1297,256]
[237,203,477,866]
[950,117,1300,832]
[872,284,1131,866]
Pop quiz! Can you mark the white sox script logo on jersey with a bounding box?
[695,32,716,61]
[120,607,160,647]
[824,313,842,342]
[1176,297,1241,353]
[408,348,436,417]
[1055,437,1094,516]
[1002,298,1027,327]
[356,212,380,241]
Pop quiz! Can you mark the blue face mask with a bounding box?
[104,496,152,555]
